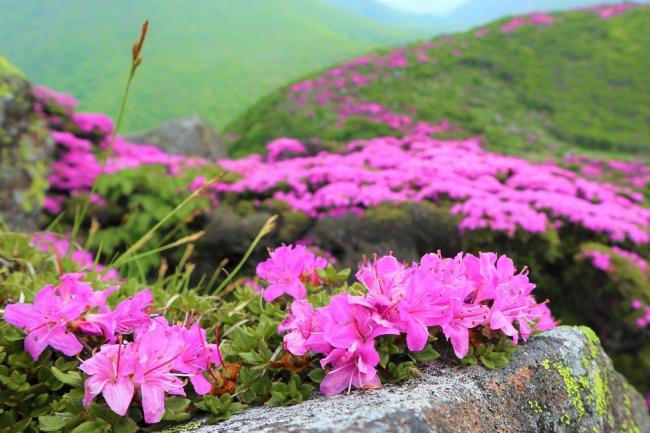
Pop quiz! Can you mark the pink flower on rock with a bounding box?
[273,247,556,396]
[256,245,327,302]
[278,300,331,356]
[79,342,136,416]
[397,266,452,351]
[356,255,412,307]
[133,320,186,424]
[441,302,490,359]
[319,349,381,396]
[318,294,399,394]
[320,294,398,354]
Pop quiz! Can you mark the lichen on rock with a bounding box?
[162,326,649,433]
[0,55,52,230]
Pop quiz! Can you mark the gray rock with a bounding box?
[0,57,52,230]
[162,326,649,433]
[312,202,461,269]
[129,116,226,160]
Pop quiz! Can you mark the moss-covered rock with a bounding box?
[164,326,650,433]
[0,56,52,230]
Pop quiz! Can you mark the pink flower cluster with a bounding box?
[564,155,650,190]
[259,246,555,396]
[217,135,650,244]
[31,232,120,281]
[631,299,650,328]
[80,316,221,423]
[33,85,77,116]
[612,247,648,272]
[589,3,640,18]
[501,13,557,33]
[286,39,463,134]
[256,244,328,302]
[2,273,222,423]
[266,138,307,162]
[584,250,612,271]
[3,273,146,360]
[583,247,648,273]
[33,87,208,207]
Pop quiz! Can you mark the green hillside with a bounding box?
[0,0,429,133]
[226,5,650,159]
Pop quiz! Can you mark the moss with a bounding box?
[619,387,641,433]
[579,326,601,360]
[591,369,610,418]
[363,204,408,224]
[277,210,311,242]
[560,413,571,426]
[554,361,585,420]
[527,400,544,414]
[154,420,205,433]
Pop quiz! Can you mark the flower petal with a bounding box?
[103,377,134,416]
[141,383,166,424]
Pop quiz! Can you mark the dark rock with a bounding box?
[163,326,649,433]
[0,56,52,230]
[311,202,461,269]
[129,116,226,160]
[192,201,460,280]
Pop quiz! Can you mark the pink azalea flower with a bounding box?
[172,321,222,395]
[79,342,136,416]
[441,301,490,359]
[321,294,398,352]
[133,321,186,424]
[3,276,100,360]
[256,245,327,302]
[356,255,412,307]
[278,300,331,356]
[318,294,399,391]
[397,266,452,351]
[56,272,117,309]
[84,289,153,340]
[319,349,381,396]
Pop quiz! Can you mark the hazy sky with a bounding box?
[376,0,466,15]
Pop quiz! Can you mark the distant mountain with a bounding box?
[325,0,460,31]
[447,0,650,26]
[227,4,650,159]
[0,0,428,133]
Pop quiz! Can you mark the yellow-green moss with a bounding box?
[560,413,571,426]
[555,361,585,420]
[364,204,408,224]
[154,420,205,433]
[580,326,600,359]
[619,388,641,433]
[0,55,25,97]
[527,400,544,414]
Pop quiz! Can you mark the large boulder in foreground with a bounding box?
[0,56,51,230]
[129,116,226,160]
[166,327,648,433]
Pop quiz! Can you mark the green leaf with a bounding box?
[69,419,109,433]
[164,396,191,413]
[409,345,440,362]
[112,417,138,433]
[38,413,74,431]
[50,367,82,388]
[307,368,325,384]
